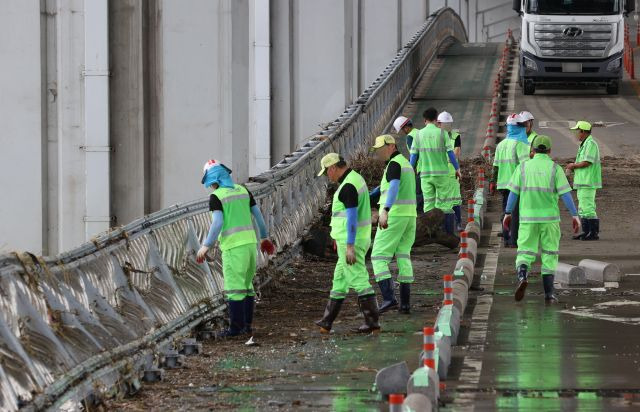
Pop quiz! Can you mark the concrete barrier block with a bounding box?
[436,305,461,344]
[455,257,474,285]
[466,237,478,263]
[436,334,452,380]
[579,259,621,283]
[407,367,439,409]
[464,221,481,243]
[452,279,469,313]
[403,393,433,412]
[375,361,411,396]
[555,262,586,285]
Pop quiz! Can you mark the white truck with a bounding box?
[513,0,635,95]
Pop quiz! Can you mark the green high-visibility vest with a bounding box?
[447,131,460,177]
[527,130,538,144]
[331,170,372,242]
[506,154,572,223]
[213,184,257,251]
[379,153,417,217]
[410,123,453,177]
[493,139,530,189]
[407,127,419,151]
[574,135,602,189]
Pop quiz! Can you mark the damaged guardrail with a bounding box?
[0,8,467,411]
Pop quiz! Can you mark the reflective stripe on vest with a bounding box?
[214,185,257,250]
[517,155,564,223]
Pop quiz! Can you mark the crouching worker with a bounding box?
[197,160,275,338]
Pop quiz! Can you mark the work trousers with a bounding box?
[515,222,561,276]
[421,175,454,214]
[577,188,598,219]
[371,216,416,283]
[330,240,375,300]
[222,243,257,301]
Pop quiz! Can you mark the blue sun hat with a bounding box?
[201,159,234,189]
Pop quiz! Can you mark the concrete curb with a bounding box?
[555,262,586,285]
[579,259,622,282]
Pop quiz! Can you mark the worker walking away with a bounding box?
[436,111,464,232]
[490,113,530,247]
[410,107,461,235]
[520,111,537,144]
[196,160,276,338]
[315,153,380,334]
[503,136,581,303]
[393,115,420,152]
[370,135,417,314]
[566,121,602,241]
[390,115,423,212]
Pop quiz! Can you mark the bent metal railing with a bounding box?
[0,8,466,411]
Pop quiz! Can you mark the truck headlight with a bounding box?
[606,58,621,71]
[524,56,538,71]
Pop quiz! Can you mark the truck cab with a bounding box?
[514,0,634,95]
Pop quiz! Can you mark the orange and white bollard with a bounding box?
[388,394,404,412]
[443,274,454,305]
[467,199,475,223]
[423,326,436,365]
[459,231,468,256]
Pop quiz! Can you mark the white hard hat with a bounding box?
[506,113,526,125]
[519,111,535,121]
[393,116,411,133]
[203,159,221,173]
[437,111,453,123]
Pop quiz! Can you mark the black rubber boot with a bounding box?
[453,205,463,232]
[215,300,246,338]
[398,283,411,314]
[514,264,529,302]
[314,299,344,333]
[242,296,255,335]
[543,275,558,304]
[573,218,589,240]
[377,278,398,313]
[352,295,381,334]
[583,219,599,241]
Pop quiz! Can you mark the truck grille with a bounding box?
[534,24,614,58]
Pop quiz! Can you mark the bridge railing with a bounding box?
[0,8,467,410]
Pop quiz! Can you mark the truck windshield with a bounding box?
[526,0,620,15]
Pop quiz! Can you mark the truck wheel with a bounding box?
[523,81,535,95]
[606,81,619,95]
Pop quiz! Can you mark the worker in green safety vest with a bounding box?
[520,111,538,144]
[565,121,602,241]
[503,135,581,303]
[409,107,461,235]
[391,115,423,213]
[196,160,276,338]
[315,153,380,334]
[490,113,531,247]
[437,111,464,232]
[370,135,417,314]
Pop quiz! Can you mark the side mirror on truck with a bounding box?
[624,0,635,16]
[512,0,522,15]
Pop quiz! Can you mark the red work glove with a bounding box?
[502,214,512,232]
[260,239,276,255]
[572,216,581,234]
[489,182,496,196]
[332,239,337,252]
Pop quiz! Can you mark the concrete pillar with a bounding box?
[55,0,87,251]
[109,0,146,226]
[270,0,294,165]
[402,0,429,45]
[0,1,43,254]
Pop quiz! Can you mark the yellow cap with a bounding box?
[317,153,341,176]
[530,134,552,150]
[371,134,396,151]
[570,120,592,131]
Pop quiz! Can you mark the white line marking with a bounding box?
[453,223,501,410]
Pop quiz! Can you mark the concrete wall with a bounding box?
[1,0,517,255]
[0,1,43,253]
